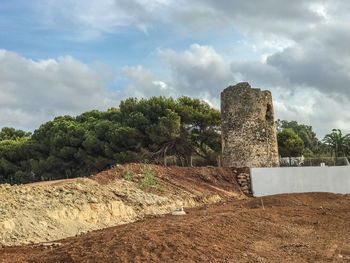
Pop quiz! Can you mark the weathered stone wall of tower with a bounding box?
[221,82,279,168]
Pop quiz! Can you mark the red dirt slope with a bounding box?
[91,163,248,198]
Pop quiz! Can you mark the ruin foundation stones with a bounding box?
[221,82,279,168]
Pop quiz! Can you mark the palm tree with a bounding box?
[323,129,350,157]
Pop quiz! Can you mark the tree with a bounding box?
[0,127,31,141]
[277,128,305,158]
[0,96,221,184]
[118,96,221,165]
[175,96,221,163]
[0,137,39,182]
[276,119,319,153]
[323,129,350,157]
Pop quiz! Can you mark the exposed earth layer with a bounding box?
[1,192,349,263]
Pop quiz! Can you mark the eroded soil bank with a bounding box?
[0,164,246,246]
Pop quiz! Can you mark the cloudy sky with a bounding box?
[1,0,350,137]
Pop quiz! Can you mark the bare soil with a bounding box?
[0,164,245,246]
[1,192,349,263]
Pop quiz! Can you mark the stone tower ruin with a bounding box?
[221,82,279,168]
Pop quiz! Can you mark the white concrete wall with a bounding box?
[250,166,350,197]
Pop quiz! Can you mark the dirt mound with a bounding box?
[92,164,247,196]
[0,164,244,246]
[1,193,349,263]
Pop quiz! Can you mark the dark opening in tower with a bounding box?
[266,104,273,121]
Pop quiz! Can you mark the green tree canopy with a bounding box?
[0,127,31,141]
[0,96,221,184]
[276,119,318,153]
[277,128,305,157]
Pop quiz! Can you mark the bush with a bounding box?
[139,166,158,188]
[121,169,134,181]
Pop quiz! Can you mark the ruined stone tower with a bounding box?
[221,82,279,167]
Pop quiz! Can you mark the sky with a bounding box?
[1,0,350,137]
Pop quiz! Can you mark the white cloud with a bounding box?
[274,88,350,137]
[0,50,118,130]
[158,44,233,101]
[121,65,176,98]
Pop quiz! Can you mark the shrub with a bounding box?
[139,166,158,188]
[121,169,134,181]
